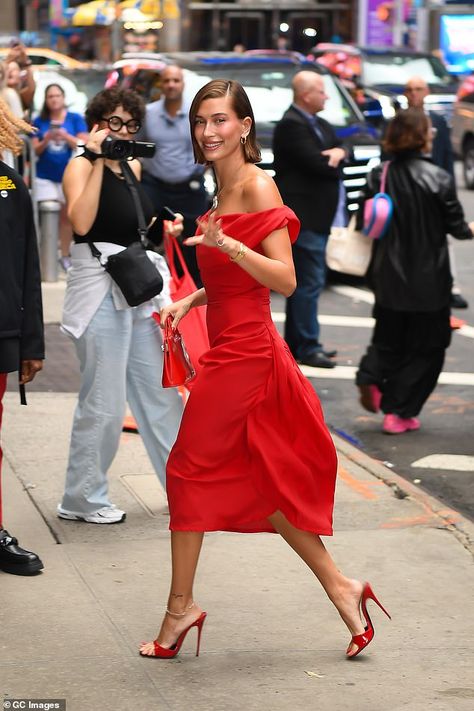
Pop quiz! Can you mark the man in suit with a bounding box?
[404,76,468,309]
[273,71,345,368]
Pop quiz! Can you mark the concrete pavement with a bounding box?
[0,282,473,711]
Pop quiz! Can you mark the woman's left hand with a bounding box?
[163,212,184,239]
[185,212,224,248]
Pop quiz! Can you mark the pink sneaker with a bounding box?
[383,414,421,434]
[383,414,408,434]
[404,417,421,431]
[358,384,382,413]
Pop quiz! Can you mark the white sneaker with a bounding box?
[57,505,126,524]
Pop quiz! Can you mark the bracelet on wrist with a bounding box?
[230,241,248,263]
[81,146,101,162]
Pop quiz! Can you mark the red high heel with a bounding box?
[346,582,391,659]
[140,611,207,659]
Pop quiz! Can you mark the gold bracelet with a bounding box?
[230,241,248,263]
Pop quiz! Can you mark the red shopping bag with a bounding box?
[153,233,209,386]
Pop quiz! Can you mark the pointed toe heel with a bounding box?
[346,582,391,659]
[140,612,207,659]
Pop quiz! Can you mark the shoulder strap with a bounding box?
[120,160,149,245]
[380,161,391,192]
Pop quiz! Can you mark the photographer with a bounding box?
[57,87,184,524]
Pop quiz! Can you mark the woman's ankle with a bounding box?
[166,595,195,616]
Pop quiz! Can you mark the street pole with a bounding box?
[393,0,405,47]
[111,0,122,61]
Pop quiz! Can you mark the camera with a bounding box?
[100,136,156,160]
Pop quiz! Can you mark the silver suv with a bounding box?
[451,85,474,190]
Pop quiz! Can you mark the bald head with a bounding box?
[292,71,327,114]
[161,64,184,104]
[404,76,429,109]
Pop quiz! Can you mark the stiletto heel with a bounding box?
[140,612,207,659]
[346,582,391,659]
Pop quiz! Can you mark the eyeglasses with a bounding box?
[100,115,141,134]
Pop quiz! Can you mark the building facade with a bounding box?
[182,1,354,53]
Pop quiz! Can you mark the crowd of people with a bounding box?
[1,49,473,664]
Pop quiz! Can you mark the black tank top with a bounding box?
[74,165,154,247]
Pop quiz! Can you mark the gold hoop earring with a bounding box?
[240,135,247,145]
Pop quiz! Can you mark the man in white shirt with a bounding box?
[140,65,208,286]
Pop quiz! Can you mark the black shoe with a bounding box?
[299,352,336,369]
[450,293,469,309]
[0,529,44,576]
[322,349,338,358]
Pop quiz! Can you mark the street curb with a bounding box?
[332,432,474,557]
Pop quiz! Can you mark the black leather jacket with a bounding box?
[364,155,472,312]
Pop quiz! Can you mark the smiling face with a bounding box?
[193,94,251,163]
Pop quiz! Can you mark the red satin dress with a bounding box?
[166,207,337,534]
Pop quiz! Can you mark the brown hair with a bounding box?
[85,87,145,131]
[383,108,429,154]
[189,79,261,164]
[39,83,65,121]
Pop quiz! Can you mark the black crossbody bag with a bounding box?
[88,161,163,307]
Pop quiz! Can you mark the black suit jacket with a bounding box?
[430,112,455,180]
[272,106,343,234]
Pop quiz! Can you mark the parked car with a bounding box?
[0,47,87,69]
[452,87,474,189]
[311,44,458,124]
[117,51,381,213]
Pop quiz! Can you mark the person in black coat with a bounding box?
[356,109,474,434]
[273,71,346,369]
[404,76,468,308]
[0,98,45,575]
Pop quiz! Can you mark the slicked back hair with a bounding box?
[189,79,261,164]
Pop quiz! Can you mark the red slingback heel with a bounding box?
[140,611,207,659]
[346,582,391,659]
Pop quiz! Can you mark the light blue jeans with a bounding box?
[60,292,183,514]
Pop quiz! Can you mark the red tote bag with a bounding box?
[154,234,209,386]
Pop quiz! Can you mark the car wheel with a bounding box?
[463,139,474,190]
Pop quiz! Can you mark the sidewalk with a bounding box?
[1,283,473,711]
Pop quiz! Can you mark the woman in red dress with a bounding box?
[139,80,390,660]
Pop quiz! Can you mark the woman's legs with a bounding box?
[139,531,204,655]
[268,511,365,653]
[60,293,131,514]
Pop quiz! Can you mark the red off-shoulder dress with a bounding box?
[166,207,337,534]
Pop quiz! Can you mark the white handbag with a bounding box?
[326,215,373,276]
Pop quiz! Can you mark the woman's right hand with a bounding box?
[159,298,192,330]
[85,124,109,155]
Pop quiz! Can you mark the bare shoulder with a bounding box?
[63,156,85,183]
[130,158,142,179]
[242,166,283,213]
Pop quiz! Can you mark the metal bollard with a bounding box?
[38,200,61,282]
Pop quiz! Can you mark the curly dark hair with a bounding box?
[85,87,146,130]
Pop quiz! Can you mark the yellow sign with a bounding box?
[0,176,17,189]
